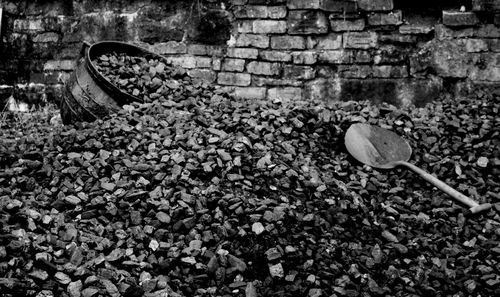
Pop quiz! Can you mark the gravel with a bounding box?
[0,54,499,296]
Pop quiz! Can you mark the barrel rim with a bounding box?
[85,40,170,105]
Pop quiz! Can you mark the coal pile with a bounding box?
[1,61,500,296]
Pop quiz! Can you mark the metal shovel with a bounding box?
[344,123,491,214]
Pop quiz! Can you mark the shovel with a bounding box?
[344,123,491,214]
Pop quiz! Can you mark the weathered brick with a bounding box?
[227,48,259,59]
[489,39,500,52]
[372,65,408,78]
[164,56,196,69]
[13,19,44,32]
[194,57,213,68]
[284,65,316,80]
[233,87,267,100]
[287,0,321,9]
[235,34,270,48]
[237,20,254,33]
[318,50,352,64]
[259,51,292,62]
[343,32,378,49]
[379,34,418,44]
[152,41,187,54]
[316,34,343,49]
[321,0,357,12]
[43,60,76,71]
[253,77,302,87]
[288,10,328,35]
[217,72,252,86]
[475,24,500,38]
[435,24,474,40]
[247,61,280,75]
[358,0,393,11]
[472,0,500,11]
[399,24,434,35]
[367,11,403,26]
[469,54,500,81]
[222,59,246,72]
[253,20,287,34]
[188,69,217,83]
[292,51,318,64]
[330,18,365,32]
[442,11,479,27]
[231,0,248,5]
[234,5,269,18]
[188,44,208,55]
[33,32,60,43]
[248,0,286,3]
[465,39,489,52]
[206,45,226,57]
[338,65,372,78]
[304,78,341,101]
[268,6,287,19]
[213,58,222,71]
[352,50,373,63]
[271,36,306,49]
[267,87,303,101]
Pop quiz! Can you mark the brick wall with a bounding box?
[1,0,500,107]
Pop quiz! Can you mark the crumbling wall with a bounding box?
[0,0,499,107]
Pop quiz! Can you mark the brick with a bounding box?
[338,65,372,78]
[304,78,341,101]
[465,39,489,52]
[213,58,222,71]
[253,77,303,86]
[352,50,372,63]
[206,46,226,57]
[379,34,418,44]
[188,69,217,83]
[164,56,196,69]
[343,32,378,49]
[235,34,270,48]
[253,20,287,34]
[237,20,254,33]
[43,60,76,71]
[248,0,286,3]
[188,44,208,55]
[234,5,269,18]
[475,24,500,38]
[321,0,357,12]
[358,0,393,11]
[469,57,500,82]
[435,24,474,40]
[247,61,280,75]
[284,65,316,80]
[194,57,213,68]
[330,18,365,32]
[316,34,343,49]
[232,87,267,100]
[288,10,328,35]
[271,36,306,49]
[372,66,408,78]
[318,50,352,64]
[489,39,500,52]
[472,0,500,11]
[495,14,500,25]
[13,19,44,32]
[287,0,321,9]
[227,48,259,59]
[152,41,187,54]
[222,59,246,72]
[33,32,60,43]
[292,51,318,64]
[399,25,434,35]
[268,6,287,19]
[367,11,403,26]
[259,51,292,62]
[231,0,248,5]
[268,87,302,102]
[442,11,479,27]
[217,72,252,86]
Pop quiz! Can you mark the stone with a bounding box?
[269,263,285,278]
[288,10,328,35]
[442,11,480,27]
[235,34,270,48]
[33,32,60,43]
[372,65,408,78]
[222,59,246,72]
[265,247,282,261]
[232,87,267,100]
[67,281,83,297]
[358,0,394,11]
[367,11,403,26]
[227,48,259,59]
[259,50,292,62]
[472,0,500,11]
[271,36,306,49]
[330,18,365,32]
[247,61,280,75]
[217,72,252,86]
[252,222,265,234]
[469,53,500,81]
[284,65,316,80]
[267,87,302,102]
[343,32,378,49]
[466,39,489,52]
[253,20,287,34]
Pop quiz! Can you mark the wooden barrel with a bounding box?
[60,41,168,125]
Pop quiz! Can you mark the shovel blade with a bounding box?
[345,123,412,169]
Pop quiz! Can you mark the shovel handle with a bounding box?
[396,161,491,213]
